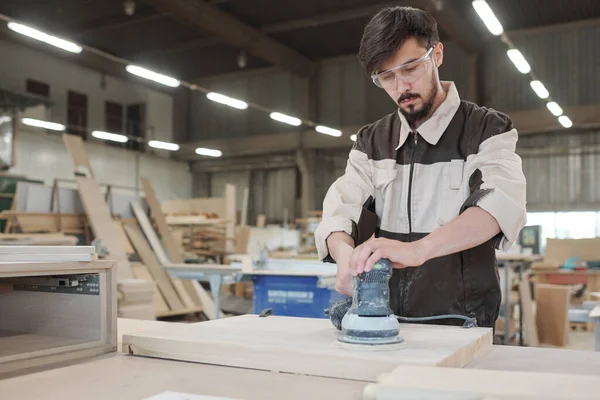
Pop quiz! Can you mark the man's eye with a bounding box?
[404,67,417,73]
[382,74,395,81]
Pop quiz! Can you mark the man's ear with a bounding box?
[434,42,444,68]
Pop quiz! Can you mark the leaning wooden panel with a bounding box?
[123,315,493,382]
[0,260,117,377]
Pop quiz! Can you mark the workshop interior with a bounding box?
[0,1,600,399]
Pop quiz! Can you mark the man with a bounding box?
[314,6,526,328]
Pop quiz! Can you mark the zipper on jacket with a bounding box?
[401,131,418,317]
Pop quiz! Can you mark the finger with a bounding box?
[392,262,406,269]
[349,245,363,276]
[364,249,384,272]
[355,242,377,275]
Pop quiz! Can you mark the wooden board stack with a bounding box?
[62,133,154,320]
[117,279,157,320]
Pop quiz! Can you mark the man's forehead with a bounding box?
[380,39,428,71]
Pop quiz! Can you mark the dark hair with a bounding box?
[358,6,439,75]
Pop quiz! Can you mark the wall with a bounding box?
[11,127,192,201]
[0,38,174,143]
[189,42,471,141]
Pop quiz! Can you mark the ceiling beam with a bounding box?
[260,2,405,34]
[143,0,317,77]
[417,0,482,54]
[70,8,169,37]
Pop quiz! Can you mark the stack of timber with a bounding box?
[161,185,236,260]
[61,133,154,320]
[116,279,157,320]
[0,233,78,245]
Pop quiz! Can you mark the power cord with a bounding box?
[395,314,478,328]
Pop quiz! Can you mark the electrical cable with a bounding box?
[395,314,478,328]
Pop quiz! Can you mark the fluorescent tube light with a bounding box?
[126,65,180,88]
[472,1,504,36]
[316,125,342,137]
[21,118,65,131]
[558,116,573,128]
[546,102,563,116]
[506,49,531,74]
[148,140,179,151]
[269,112,301,126]
[530,80,549,99]
[91,130,128,143]
[195,147,222,157]
[206,92,248,110]
[7,22,82,53]
[350,134,357,142]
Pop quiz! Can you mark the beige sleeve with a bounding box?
[464,128,527,251]
[314,148,375,261]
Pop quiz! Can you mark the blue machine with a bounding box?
[252,274,345,318]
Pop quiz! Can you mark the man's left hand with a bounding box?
[350,238,430,276]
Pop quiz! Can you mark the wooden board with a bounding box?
[114,220,135,255]
[544,238,600,265]
[73,177,133,279]
[0,352,366,400]
[0,253,97,262]
[161,198,226,216]
[123,315,493,382]
[62,133,94,179]
[123,223,184,312]
[131,262,170,315]
[535,283,570,347]
[0,246,94,254]
[365,365,600,400]
[224,184,236,254]
[130,201,195,310]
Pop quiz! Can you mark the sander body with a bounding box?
[336,258,403,345]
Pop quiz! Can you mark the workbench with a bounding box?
[1,318,600,399]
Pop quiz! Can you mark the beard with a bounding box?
[397,74,438,128]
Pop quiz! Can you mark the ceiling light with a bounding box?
[546,102,563,116]
[125,65,180,87]
[21,118,65,131]
[350,134,357,142]
[91,130,128,143]
[148,140,179,151]
[558,116,573,128]
[530,80,549,99]
[269,112,301,126]
[7,22,83,53]
[472,1,504,36]
[506,49,531,74]
[195,147,222,157]
[316,125,342,137]
[206,92,248,110]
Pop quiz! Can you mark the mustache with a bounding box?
[397,93,420,103]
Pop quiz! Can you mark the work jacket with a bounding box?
[314,81,527,328]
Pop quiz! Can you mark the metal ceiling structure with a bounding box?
[1,0,598,81]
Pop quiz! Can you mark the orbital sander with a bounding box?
[328,258,403,346]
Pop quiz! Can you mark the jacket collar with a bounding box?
[395,81,461,150]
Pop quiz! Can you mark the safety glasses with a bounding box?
[371,47,434,89]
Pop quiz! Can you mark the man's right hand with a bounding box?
[326,232,355,297]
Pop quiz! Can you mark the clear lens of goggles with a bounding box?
[372,48,433,88]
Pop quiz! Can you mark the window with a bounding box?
[67,90,88,139]
[125,103,145,151]
[26,79,49,97]
[525,211,600,251]
[105,101,124,134]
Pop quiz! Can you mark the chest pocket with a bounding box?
[438,159,468,226]
[371,166,398,224]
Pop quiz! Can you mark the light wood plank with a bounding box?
[114,220,135,255]
[0,353,365,400]
[62,133,94,179]
[131,263,170,315]
[123,223,184,312]
[0,253,97,262]
[123,315,493,382]
[161,198,226,216]
[535,283,570,347]
[518,279,539,347]
[366,365,600,400]
[224,184,236,254]
[130,201,195,309]
[0,246,94,254]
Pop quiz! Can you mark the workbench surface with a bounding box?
[2,318,600,399]
[0,353,367,400]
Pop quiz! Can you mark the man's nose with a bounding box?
[395,75,411,92]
